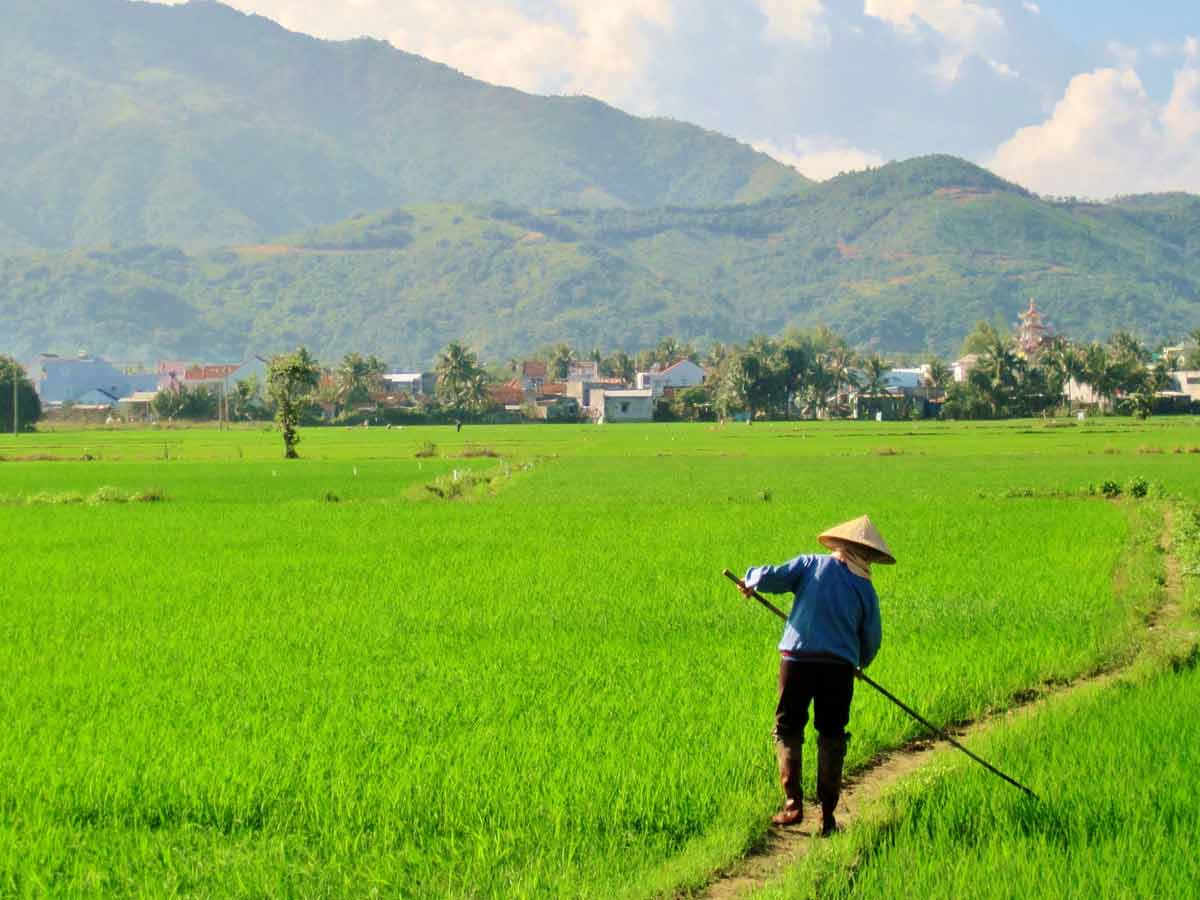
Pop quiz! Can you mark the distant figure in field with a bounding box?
[454,419,463,433]
[741,516,892,834]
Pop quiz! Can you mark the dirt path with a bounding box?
[691,506,1196,900]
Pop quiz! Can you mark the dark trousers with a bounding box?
[774,657,855,742]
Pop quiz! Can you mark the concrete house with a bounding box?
[952,355,979,383]
[385,372,437,397]
[567,360,600,382]
[520,361,547,393]
[1168,370,1200,403]
[636,359,706,396]
[597,389,654,423]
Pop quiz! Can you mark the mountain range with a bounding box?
[0,0,804,251]
[0,0,1197,365]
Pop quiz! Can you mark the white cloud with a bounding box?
[863,0,1009,83]
[1021,1,1039,14]
[988,64,1200,196]
[756,0,829,46]
[753,136,886,180]
[864,0,1003,48]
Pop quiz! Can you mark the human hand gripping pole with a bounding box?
[721,568,1038,800]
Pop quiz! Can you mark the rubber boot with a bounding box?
[772,736,804,826]
[817,732,849,836]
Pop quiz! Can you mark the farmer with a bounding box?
[741,515,893,834]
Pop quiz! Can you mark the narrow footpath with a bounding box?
[690,506,1199,900]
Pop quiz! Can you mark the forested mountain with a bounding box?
[3,157,1198,364]
[0,0,806,250]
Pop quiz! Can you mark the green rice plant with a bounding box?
[767,664,1200,900]
[1,420,1200,897]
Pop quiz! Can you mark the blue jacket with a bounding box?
[745,554,882,669]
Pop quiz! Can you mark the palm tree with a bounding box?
[546,343,575,381]
[609,350,638,386]
[823,344,858,416]
[970,335,1022,418]
[776,340,811,419]
[861,354,889,396]
[800,357,834,419]
[336,352,386,406]
[1080,342,1113,410]
[436,342,487,413]
[924,357,951,393]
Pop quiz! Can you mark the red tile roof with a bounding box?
[521,361,547,378]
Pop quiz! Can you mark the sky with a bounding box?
[155,0,1200,197]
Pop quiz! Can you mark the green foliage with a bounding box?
[267,347,320,459]
[435,343,490,416]
[3,156,1200,362]
[0,356,41,433]
[151,385,218,421]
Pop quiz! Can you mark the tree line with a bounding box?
[2,320,1196,447]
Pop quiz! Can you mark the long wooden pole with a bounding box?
[721,568,1038,800]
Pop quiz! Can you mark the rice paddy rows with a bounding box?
[2,419,1199,897]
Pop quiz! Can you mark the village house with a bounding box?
[37,353,160,405]
[1167,370,1200,404]
[520,361,547,393]
[487,380,527,407]
[952,354,979,383]
[853,368,938,420]
[384,372,437,397]
[596,388,654,423]
[566,360,600,382]
[636,359,706,396]
[566,376,629,410]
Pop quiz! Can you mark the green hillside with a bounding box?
[0,0,806,250]
[2,157,1198,363]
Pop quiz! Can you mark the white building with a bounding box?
[597,389,654,423]
[1169,370,1200,402]
[636,359,706,396]
[385,373,436,396]
[952,355,979,384]
[567,360,600,382]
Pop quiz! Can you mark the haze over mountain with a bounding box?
[0,0,805,250]
[4,156,1198,365]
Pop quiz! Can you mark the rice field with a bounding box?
[1,418,1199,897]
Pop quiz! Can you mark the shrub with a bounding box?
[1125,476,1149,499]
[414,442,438,459]
[1100,480,1122,498]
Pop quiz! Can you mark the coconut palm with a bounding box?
[861,354,889,397]
[969,335,1022,418]
[546,343,575,381]
[924,358,952,392]
[336,352,386,406]
[776,339,812,419]
[436,342,488,413]
[823,344,858,416]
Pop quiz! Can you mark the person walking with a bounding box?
[740,516,893,835]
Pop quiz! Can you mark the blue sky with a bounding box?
[155,0,1200,196]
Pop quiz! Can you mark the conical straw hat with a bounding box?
[818,515,896,565]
